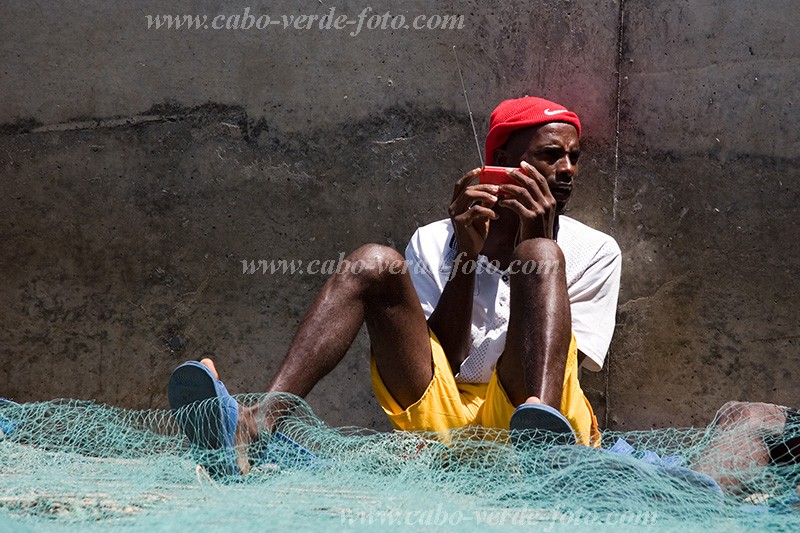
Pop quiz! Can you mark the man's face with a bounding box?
[498,122,581,213]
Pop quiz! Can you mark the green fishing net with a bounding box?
[1,395,798,532]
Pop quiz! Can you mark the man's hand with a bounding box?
[449,168,499,258]
[431,168,497,372]
[498,160,557,241]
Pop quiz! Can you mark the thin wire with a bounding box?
[452,46,485,168]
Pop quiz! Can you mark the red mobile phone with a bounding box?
[479,166,521,187]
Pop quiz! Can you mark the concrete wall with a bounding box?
[610,0,800,428]
[1,0,797,430]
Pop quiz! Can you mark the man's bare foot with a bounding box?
[199,358,219,379]
[199,357,256,475]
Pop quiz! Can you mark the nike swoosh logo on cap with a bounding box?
[543,108,569,116]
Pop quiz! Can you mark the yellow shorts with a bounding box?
[370,331,600,447]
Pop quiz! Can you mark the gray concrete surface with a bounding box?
[610,0,800,428]
[1,0,797,431]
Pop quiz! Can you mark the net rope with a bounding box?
[1,395,798,531]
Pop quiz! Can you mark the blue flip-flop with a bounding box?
[544,438,724,498]
[510,403,577,448]
[258,429,327,470]
[168,361,323,478]
[606,438,723,496]
[168,361,240,479]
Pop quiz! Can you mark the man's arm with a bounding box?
[427,253,477,373]
[427,169,499,373]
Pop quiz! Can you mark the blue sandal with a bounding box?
[510,403,577,448]
[544,438,723,498]
[168,361,240,479]
[168,361,323,478]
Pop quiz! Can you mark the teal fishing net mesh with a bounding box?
[1,396,798,532]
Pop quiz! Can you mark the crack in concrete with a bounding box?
[607,0,627,431]
[28,115,178,134]
[617,271,692,312]
[612,0,625,226]
[373,136,414,145]
[1,101,250,137]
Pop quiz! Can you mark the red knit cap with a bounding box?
[485,96,581,165]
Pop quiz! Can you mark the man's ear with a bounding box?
[493,148,510,166]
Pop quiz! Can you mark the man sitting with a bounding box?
[168,96,622,475]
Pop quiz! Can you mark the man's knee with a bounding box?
[510,238,565,276]
[343,244,407,287]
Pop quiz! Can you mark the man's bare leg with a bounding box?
[496,238,571,409]
[266,244,432,405]
[200,244,432,472]
[692,401,787,494]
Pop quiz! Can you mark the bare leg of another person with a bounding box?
[692,401,787,494]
